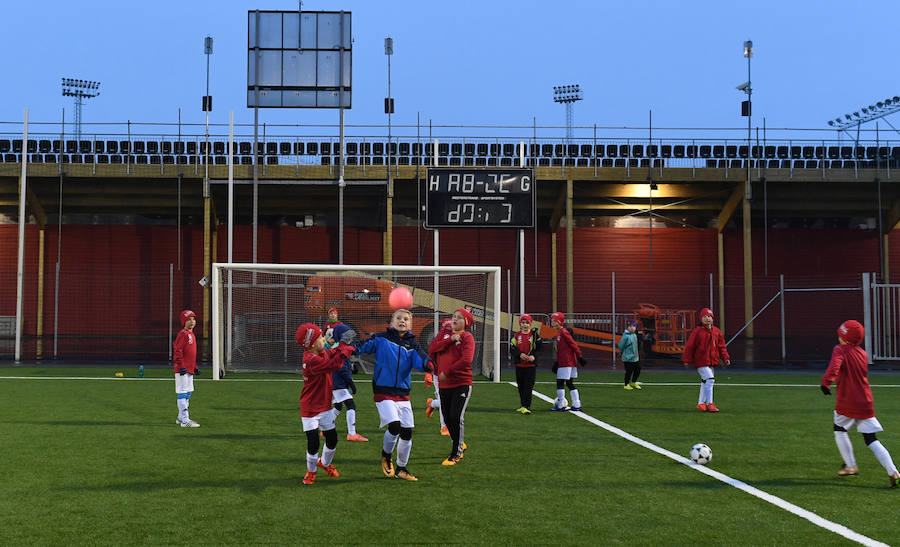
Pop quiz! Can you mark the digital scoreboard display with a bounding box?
[425,168,535,229]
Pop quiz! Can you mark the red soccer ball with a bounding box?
[388,287,413,309]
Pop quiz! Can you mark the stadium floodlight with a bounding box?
[553,82,583,142]
[60,77,100,142]
[827,93,900,129]
[210,263,502,381]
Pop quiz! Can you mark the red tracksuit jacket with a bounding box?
[300,344,354,417]
[821,343,875,419]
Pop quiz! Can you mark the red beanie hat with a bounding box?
[179,310,196,326]
[550,312,565,325]
[700,308,714,319]
[456,308,474,329]
[328,307,339,316]
[295,323,322,349]
[837,320,864,345]
[519,314,533,323]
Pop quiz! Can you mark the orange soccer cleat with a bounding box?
[317,459,340,477]
[706,403,720,413]
[696,403,707,411]
[346,433,369,442]
[837,464,859,477]
[440,426,450,436]
[302,471,316,485]
[425,398,436,418]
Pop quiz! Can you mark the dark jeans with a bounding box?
[515,366,536,408]
[624,361,642,384]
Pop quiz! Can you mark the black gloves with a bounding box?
[333,324,357,345]
[348,379,357,395]
[178,367,187,375]
[193,367,199,376]
[820,385,831,396]
[551,362,558,373]
[577,357,587,368]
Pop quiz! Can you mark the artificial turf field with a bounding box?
[1,366,898,546]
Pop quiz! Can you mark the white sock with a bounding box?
[834,431,856,468]
[556,388,565,407]
[177,399,188,422]
[321,444,337,467]
[430,398,440,409]
[706,379,715,404]
[346,409,357,436]
[867,440,899,475]
[397,438,412,467]
[570,389,581,407]
[698,383,706,405]
[306,452,318,473]
[383,431,398,455]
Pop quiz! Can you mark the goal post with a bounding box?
[211,263,502,381]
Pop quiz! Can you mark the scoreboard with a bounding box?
[424,168,535,229]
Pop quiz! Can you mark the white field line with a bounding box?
[520,383,890,547]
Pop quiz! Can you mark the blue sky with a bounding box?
[4,1,899,141]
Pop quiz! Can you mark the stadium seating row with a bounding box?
[3,152,899,170]
[3,139,899,163]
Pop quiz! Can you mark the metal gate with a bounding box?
[872,279,900,360]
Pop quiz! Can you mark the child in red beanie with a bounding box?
[682,307,730,412]
[296,322,356,485]
[821,319,899,488]
[429,308,475,465]
[511,314,541,414]
[173,310,200,427]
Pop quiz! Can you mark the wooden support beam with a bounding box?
[716,183,744,233]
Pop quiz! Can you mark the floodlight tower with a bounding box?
[553,84,583,143]
[61,78,100,142]
[827,95,900,137]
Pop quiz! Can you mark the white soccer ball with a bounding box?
[690,443,712,465]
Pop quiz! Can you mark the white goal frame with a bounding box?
[211,263,502,381]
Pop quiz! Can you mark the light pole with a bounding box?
[738,39,753,338]
[384,37,394,266]
[203,36,213,198]
[553,84,583,143]
[61,78,100,142]
[739,40,752,200]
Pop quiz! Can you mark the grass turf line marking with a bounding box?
[516,382,890,547]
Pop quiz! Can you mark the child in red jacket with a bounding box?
[429,308,475,466]
[682,308,730,412]
[821,320,899,488]
[173,310,200,428]
[550,312,586,412]
[511,314,541,414]
[296,322,356,485]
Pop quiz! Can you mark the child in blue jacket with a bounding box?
[618,321,642,390]
[356,308,434,481]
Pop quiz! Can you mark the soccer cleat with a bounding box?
[319,430,325,438]
[346,433,369,442]
[317,459,340,477]
[516,406,527,413]
[837,464,859,477]
[381,453,395,477]
[570,406,582,412]
[630,382,642,390]
[696,403,707,411]
[440,426,450,436]
[425,398,436,418]
[623,384,633,391]
[706,403,720,413]
[395,467,418,481]
[175,418,182,425]
[521,407,532,415]
[890,472,899,488]
[180,419,200,428]
[442,457,458,466]
[302,471,316,485]
[550,405,568,412]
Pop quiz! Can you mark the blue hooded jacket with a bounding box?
[356,327,430,396]
[617,329,640,363]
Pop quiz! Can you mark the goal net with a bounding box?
[211,263,501,381]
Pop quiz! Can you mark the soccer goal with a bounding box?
[211,263,502,381]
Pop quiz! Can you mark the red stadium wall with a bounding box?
[0,223,894,359]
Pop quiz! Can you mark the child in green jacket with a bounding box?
[618,321,642,390]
